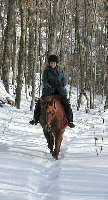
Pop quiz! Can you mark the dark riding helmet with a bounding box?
[48,55,59,64]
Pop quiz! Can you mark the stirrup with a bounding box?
[68,122,75,128]
[29,120,38,125]
[29,120,35,125]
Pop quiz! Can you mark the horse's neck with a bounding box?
[54,98,65,116]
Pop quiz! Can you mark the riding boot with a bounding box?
[29,99,40,125]
[60,97,75,128]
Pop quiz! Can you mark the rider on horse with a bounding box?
[30,55,75,128]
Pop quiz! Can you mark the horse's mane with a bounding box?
[41,95,61,102]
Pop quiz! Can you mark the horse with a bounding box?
[39,96,68,160]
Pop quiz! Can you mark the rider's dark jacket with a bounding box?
[42,66,67,97]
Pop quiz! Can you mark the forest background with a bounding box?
[0,0,108,109]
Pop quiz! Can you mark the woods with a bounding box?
[0,0,108,109]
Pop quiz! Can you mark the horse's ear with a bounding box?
[40,97,46,105]
[47,96,53,102]
[45,96,53,105]
[40,97,43,103]
[50,97,54,104]
[54,101,56,109]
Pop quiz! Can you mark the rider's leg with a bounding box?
[60,96,75,128]
[29,99,40,125]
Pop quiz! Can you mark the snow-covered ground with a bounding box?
[0,84,108,200]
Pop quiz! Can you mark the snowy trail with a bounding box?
[0,100,108,200]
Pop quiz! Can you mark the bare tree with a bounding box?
[2,0,16,92]
[104,0,108,109]
[15,0,26,108]
[0,0,107,110]
[29,1,39,111]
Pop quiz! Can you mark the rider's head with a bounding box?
[48,55,59,68]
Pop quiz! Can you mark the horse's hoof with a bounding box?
[29,120,35,125]
[50,149,53,154]
[52,152,58,160]
[48,145,53,153]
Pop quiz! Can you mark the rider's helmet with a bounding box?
[48,55,59,64]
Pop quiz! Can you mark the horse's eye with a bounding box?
[47,111,52,115]
[52,109,55,114]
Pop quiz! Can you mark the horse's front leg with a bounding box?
[52,130,64,160]
[44,130,54,153]
[49,133,54,153]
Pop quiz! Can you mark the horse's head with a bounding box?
[40,96,56,131]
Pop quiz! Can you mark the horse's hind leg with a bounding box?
[52,130,64,160]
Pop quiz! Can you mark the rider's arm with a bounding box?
[56,70,67,87]
[61,71,67,87]
[42,70,52,88]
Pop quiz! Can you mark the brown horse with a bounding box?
[39,96,68,160]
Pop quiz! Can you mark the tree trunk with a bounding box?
[2,0,16,93]
[104,0,108,109]
[12,11,17,85]
[28,11,35,86]
[15,0,26,109]
[48,0,66,55]
[0,0,5,77]
[30,1,39,111]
